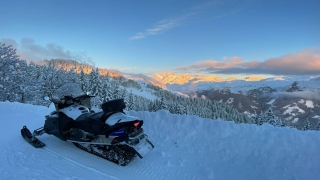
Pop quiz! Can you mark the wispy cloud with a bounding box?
[129,0,232,40]
[129,13,194,40]
[176,48,320,76]
[1,38,95,66]
[274,90,320,100]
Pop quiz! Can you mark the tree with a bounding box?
[126,91,135,110]
[303,118,311,131]
[158,95,167,110]
[0,43,27,102]
[79,69,89,93]
[316,119,320,131]
[88,68,99,96]
[39,61,78,103]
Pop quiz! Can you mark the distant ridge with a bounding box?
[150,72,266,85]
[34,59,123,77]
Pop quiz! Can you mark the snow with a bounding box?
[226,97,234,104]
[126,87,157,100]
[305,100,314,108]
[283,104,305,115]
[1,102,320,180]
[267,99,276,105]
[292,118,299,123]
[313,115,320,119]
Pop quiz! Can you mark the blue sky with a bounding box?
[1,0,320,77]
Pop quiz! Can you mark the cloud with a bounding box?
[274,90,320,100]
[129,13,194,40]
[190,0,222,10]
[129,0,234,40]
[1,38,18,49]
[1,38,95,66]
[176,48,320,76]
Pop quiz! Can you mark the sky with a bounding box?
[1,0,320,78]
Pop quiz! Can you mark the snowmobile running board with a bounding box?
[21,126,45,148]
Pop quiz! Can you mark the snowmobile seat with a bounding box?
[101,110,125,123]
[101,99,126,123]
[101,99,126,114]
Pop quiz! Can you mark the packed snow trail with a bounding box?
[1,102,320,180]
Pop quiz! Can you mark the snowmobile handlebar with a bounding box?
[59,94,95,102]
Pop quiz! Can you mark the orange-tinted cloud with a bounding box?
[176,48,320,75]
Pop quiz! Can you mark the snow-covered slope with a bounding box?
[1,102,320,180]
[120,72,167,89]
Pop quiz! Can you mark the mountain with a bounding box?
[165,76,320,129]
[2,101,320,180]
[150,72,266,85]
[36,59,122,77]
[119,72,167,89]
[35,59,167,89]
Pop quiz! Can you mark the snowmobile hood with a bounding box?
[60,105,90,120]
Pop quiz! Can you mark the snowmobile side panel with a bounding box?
[44,112,74,141]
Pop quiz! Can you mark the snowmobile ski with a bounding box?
[21,126,45,148]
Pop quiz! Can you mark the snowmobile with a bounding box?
[21,94,154,166]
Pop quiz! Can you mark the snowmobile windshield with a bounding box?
[64,96,74,105]
[66,99,73,105]
[80,97,92,109]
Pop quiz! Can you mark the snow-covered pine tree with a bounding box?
[126,90,135,111]
[316,119,320,131]
[110,80,120,99]
[24,61,41,104]
[255,111,265,126]
[95,70,105,105]
[303,118,311,131]
[89,68,99,96]
[0,43,27,102]
[79,69,89,93]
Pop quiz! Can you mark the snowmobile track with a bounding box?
[72,142,136,166]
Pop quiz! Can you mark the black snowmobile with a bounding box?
[21,94,154,166]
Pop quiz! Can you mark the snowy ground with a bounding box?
[1,102,320,180]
